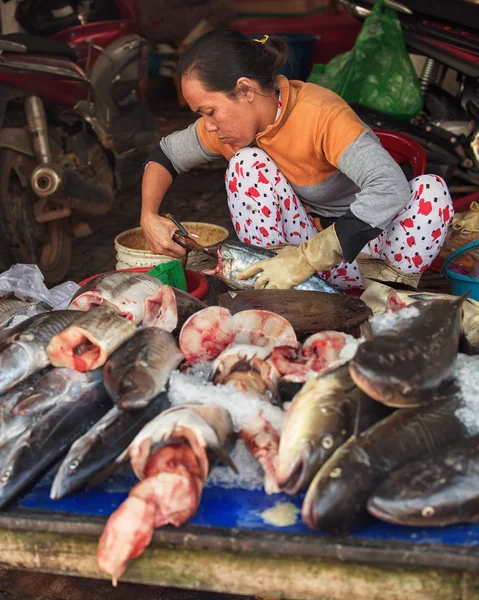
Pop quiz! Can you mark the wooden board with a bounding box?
[1,510,479,599]
[218,289,372,338]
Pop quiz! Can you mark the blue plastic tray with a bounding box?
[16,465,479,549]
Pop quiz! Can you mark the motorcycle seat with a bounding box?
[403,0,479,31]
[0,33,77,62]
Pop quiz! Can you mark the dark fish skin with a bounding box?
[206,240,339,294]
[302,391,466,533]
[0,370,51,455]
[0,311,81,394]
[168,289,207,332]
[218,289,370,338]
[368,434,479,527]
[349,296,466,407]
[50,391,171,500]
[103,329,183,410]
[277,366,387,496]
[12,368,104,417]
[0,376,110,509]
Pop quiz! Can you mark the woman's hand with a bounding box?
[140,213,187,259]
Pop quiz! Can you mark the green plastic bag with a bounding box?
[308,0,422,120]
[146,259,187,291]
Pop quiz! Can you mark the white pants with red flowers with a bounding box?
[225,147,453,290]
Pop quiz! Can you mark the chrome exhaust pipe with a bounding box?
[25,95,64,196]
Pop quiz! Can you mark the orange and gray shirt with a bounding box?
[146,75,410,261]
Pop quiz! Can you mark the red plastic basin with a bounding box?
[78,267,209,300]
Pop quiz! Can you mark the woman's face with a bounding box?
[181,74,260,148]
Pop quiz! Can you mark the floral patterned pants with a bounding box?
[225,147,453,290]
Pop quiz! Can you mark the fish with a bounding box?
[50,391,172,500]
[367,434,479,527]
[179,306,235,364]
[276,365,384,496]
[12,368,104,417]
[388,290,479,357]
[0,311,80,394]
[203,240,339,293]
[212,344,279,402]
[239,414,281,494]
[218,289,371,338]
[69,271,164,325]
[270,331,355,383]
[142,285,207,331]
[46,306,137,372]
[97,404,235,584]
[360,283,479,356]
[232,310,297,350]
[103,328,184,410]
[0,297,48,330]
[0,372,110,509]
[0,370,51,454]
[349,295,467,407]
[302,390,466,533]
[116,404,237,480]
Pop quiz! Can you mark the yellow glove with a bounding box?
[238,225,343,289]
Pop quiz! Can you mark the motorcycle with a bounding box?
[339,0,479,195]
[0,0,154,281]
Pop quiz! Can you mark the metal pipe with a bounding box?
[25,95,52,164]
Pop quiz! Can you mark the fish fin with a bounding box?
[215,446,238,473]
[360,321,374,341]
[454,291,471,306]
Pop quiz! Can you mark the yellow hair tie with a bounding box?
[254,34,269,45]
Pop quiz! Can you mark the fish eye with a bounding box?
[329,467,342,478]
[322,435,334,449]
[69,460,80,472]
[0,470,11,484]
[421,506,435,518]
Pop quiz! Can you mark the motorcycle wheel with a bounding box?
[0,148,72,283]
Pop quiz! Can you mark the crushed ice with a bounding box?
[453,354,479,434]
[168,368,285,490]
[369,305,420,334]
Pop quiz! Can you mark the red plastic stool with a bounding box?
[373,129,427,178]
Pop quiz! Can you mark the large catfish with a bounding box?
[47,306,136,371]
[276,365,388,495]
[97,404,235,585]
[69,271,163,324]
[349,295,467,407]
[0,371,110,509]
[203,240,339,293]
[103,328,184,410]
[302,390,466,533]
[368,434,479,527]
[50,391,172,500]
[0,311,80,394]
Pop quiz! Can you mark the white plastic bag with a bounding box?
[0,264,79,310]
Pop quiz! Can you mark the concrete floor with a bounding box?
[0,569,254,600]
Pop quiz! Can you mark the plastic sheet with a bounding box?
[0,264,79,309]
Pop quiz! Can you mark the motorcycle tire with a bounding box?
[0,148,72,283]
